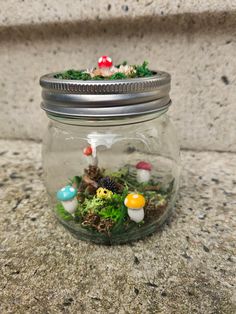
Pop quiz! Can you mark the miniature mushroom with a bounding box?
[83,145,98,166]
[135,161,152,183]
[98,56,113,77]
[56,185,78,216]
[124,193,146,223]
[98,56,113,69]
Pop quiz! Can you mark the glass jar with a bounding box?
[40,71,180,244]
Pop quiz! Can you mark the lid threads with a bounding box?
[40,71,171,119]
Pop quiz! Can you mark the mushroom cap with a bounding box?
[83,146,93,156]
[57,185,77,201]
[136,161,152,171]
[124,193,146,209]
[98,56,113,68]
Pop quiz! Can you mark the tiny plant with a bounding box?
[54,61,154,80]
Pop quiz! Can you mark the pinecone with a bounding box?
[84,165,102,181]
[98,177,119,193]
[82,213,114,234]
[82,212,100,227]
[97,218,114,234]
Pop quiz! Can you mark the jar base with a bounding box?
[56,207,173,245]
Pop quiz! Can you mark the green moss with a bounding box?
[55,203,73,221]
[83,197,106,214]
[54,61,154,80]
[109,72,128,80]
[99,205,124,222]
[134,61,153,78]
[99,193,128,231]
[55,70,92,80]
[104,166,129,180]
[55,164,174,237]
[92,75,104,80]
[68,175,82,188]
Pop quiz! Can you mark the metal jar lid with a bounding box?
[40,71,171,119]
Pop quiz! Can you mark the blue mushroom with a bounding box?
[56,185,78,215]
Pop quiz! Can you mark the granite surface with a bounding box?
[0,139,235,313]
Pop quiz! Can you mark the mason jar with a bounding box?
[40,71,180,244]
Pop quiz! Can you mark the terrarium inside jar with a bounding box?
[40,56,180,244]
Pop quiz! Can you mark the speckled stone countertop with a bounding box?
[0,140,235,313]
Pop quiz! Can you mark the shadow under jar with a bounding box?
[40,71,180,244]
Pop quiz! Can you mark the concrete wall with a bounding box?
[0,1,236,152]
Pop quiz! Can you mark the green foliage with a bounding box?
[55,70,92,80]
[109,72,128,80]
[55,203,73,221]
[82,197,106,214]
[76,191,127,224]
[99,206,123,222]
[112,192,126,203]
[105,166,129,180]
[92,75,104,80]
[134,61,153,78]
[56,164,175,236]
[54,61,154,80]
[105,166,143,191]
[68,175,82,188]
[99,193,127,223]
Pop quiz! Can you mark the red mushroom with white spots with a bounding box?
[98,56,113,69]
[135,161,152,183]
[83,146,98,166]
[97,56,113,77]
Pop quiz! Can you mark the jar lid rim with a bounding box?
[40,70,171,118]
[40,70,170,94]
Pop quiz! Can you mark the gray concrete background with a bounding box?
[0,2,236,151]
[1,1,236,26]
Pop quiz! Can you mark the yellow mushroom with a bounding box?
[124,193,145,223]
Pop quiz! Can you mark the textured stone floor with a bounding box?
[0,139,235,314]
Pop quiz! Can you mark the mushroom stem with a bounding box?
[137,169,150,183]
[128,208,144,223]
[83,145,98,166]
[87,155,98,166]
[61,198,78,216]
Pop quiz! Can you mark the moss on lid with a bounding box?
[54,61,154,81]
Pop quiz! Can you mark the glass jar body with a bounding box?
[42,112,180,244]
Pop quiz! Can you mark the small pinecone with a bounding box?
[97,218,114,234]
[82,212,100,227]
[84,165,102,181]
[98,177,119,193]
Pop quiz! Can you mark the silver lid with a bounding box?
[40,71,171,119]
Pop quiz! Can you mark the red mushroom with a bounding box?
[98,56,113,69]
[83,146,97,166]
[136,161,152,183]
[83,146,93,156]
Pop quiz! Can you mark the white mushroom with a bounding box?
[83,146,98,166]
[136,161,152,183]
